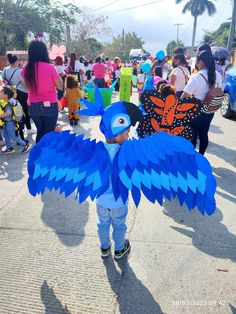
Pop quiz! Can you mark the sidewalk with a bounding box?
[0,94,235,313]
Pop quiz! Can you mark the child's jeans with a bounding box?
[96,204,128,252]
[4,121,26,149]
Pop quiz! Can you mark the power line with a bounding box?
[90,0,119,13]
[100,0,165,15]
[174,23,183,43]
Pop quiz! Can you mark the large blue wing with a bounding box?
[112,132,216,216]
[28,131,111,203]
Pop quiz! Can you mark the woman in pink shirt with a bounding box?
[21,41,62,142]
[93,56,107,88]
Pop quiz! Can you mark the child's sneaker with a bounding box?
[114,240,131,260]
[101,245,111,258]
[21,142,32,154]
[2,147,15,154]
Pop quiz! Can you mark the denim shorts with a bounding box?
[28,102,58,117]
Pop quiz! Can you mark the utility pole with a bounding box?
[174,23,183,45]
[122,29,125,59]
[227,0,236,53]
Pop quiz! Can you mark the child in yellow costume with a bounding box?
[64,76,82,126]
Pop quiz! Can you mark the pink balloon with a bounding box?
[59,45,66,54]
[49,44,66,60]
[49,52,57,60]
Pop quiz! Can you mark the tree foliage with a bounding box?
[103,32,145,60]
[71,38,103,59]
[175,0,217,17]
[166,40,185,56]
[0,0,81,54]
[71,10,110,58]
[203,22,232,47]
[176,0,217,54]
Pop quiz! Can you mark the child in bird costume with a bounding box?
[28,87,217,259]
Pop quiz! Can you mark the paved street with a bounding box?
[0,92,236,314]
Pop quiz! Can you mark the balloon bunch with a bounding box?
[141,50,166,74]
[49,44,66,61]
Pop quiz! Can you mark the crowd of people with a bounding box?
[0,39,230,157]
[0,39,232,261]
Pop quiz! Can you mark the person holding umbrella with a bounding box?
[212,47,230,78]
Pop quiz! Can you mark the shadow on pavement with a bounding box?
[213,167,236,204]
[0,152,28,182]
[207,142,236,168]
[163,199,236,262]
[209,124,224,134]
[41,280,71,314]
[58,111,92,139]
[229,303,236,313]
[103,256,163,314]
[41,191,89,247]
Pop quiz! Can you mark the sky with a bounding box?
[62,0,233,54]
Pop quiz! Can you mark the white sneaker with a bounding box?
[27,129,37,135]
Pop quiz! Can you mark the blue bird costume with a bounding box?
[28,87,217,216]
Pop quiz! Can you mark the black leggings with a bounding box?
[15,90,30,140]
[17,90,31,129]
[190,113,214,155]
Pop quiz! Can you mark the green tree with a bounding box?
[104,32,144,60]
[28,0,81,45]
[0,0,46,54]
[203,22,236,48]
[71,37,103,59]
[71,10,110,57]
[0,0,81,54]
[166,40,185,56]
[176,0,217,55]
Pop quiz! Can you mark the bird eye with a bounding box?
[112,115,130,128]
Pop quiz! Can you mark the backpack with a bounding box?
[12,100,24,122]
[199,73,224,114]
[3,68,18,87]
[178,66,189,85]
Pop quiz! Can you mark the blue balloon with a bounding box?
[142,62,151,74]
[156,50,165,60]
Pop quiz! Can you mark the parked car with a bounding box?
[221,66,236,118]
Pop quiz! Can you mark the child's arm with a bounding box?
[0,112,10,118]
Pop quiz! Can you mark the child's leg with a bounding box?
[68,105,73,121]
[5,121,26,146]
[3,125,13,149]
[73,102,80,121]
[17,120,26,141]
[96,205,112,249]
[110,206,128,252]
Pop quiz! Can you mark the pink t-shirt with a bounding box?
[21,62,59,103]
[112,63,118,72]
[93,63,106,79]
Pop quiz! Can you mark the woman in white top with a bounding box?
[170,53,190,98]
[3,53,34,139]
[181,50,222,155]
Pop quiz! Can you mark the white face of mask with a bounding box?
[225,60,230,66]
